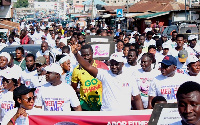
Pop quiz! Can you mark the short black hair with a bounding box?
[176,34,185,40]
[25,53,35,61]
[16,47,24,55]
[177,81,200,98]
[172,30,178,34]
[148,45,156,51]
[142,53,156,64]
[129,49,138,57]
[62,46,70,52]
[151,96,167,108]
[81,44,93,53]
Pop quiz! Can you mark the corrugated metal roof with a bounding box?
[128,1,189,12]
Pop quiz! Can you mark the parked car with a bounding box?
[162,20,200,39]
[0,44,41,57]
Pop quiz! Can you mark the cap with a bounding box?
[13,84,36,100]
[44,63,63,75]
[161,55,177,66]
[188,35,198,41]
[186,55,199,66]
[60,38,67,45]
[41,35,46,39]
[59,54,71,64]
[49,27,54,31]
[0,52,10,62]
[35,56,46,65]
[109,52,125,63]
[178,49,188,63]
[162,43,170,49]
[162,34,167,37]
[86,30,91,34]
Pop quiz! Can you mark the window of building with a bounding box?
[76,1,79,3]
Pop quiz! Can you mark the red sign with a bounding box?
[29,110,152,125]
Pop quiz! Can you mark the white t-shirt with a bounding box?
[148,73,187,103]
[1,107,42,125]
[96,69,140,111]
[35,82,80,112]
[36,50,44,58]
[123,63,140,76]
[21,69,40,88]
[134,69,160,108]
[0,91,15,122]
[10,64,22,79]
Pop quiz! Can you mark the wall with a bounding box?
[0,5,12,18]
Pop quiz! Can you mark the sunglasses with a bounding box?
[22,96,36,102]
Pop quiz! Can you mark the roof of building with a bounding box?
[128,0,189,12]
[103,6,126,12]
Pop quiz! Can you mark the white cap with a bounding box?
[44,63,63,75]
[0,52,10,62]
[186,55,199,66]
[109,52,125,63]
[162,43,170,49]
[86,30,91,33]
[2,71,19,79]
[59,54,71,64]
[60,38,67,45]
[188,35,198,41]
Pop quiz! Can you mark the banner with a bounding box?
[29,110,152,125]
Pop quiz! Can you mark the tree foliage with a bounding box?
[13,0,29,8]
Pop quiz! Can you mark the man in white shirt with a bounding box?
[36,41,49,58]
[144,31,156,53]
[171,81,200,125]
[148,55,186,109]
[188,35,200,58]
[72,46,144,111]
[35,63,82,111]
[21,54,40,88]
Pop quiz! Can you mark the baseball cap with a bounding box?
[109,52,125,63]
[44,63,63,75]
[162,34,167,37]
[0,52,10,62]
[13,84,36,100]
[41,35,46,39]
[35,56,46,65]
[162,43,170,49]
[185,55,199,66]
[178,49,188,63]
[49,27,54,31]
[188,35,198,41]
[160,55,177,66]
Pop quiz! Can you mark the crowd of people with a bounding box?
[0,19,200,124]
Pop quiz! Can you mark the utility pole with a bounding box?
[91,0,94,19]
[185,0,187,20]
[189,0,191,20]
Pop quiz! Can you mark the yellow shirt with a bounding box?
[71,60,108,111]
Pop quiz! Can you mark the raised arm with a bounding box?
[71,45,98,78]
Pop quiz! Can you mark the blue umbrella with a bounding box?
[82,0,107,5]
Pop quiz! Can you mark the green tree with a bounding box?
[13,0,29,8]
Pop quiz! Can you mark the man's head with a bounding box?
[80,44,93,63]
[109,53,125,75]
[123,44,130,57]
[146,31,154,40]
[41,41,48,53]
[186,55,200,76]
[45,63,62,85]
[162,43,170,55]
[176,34,185,48]
[177,81,200,125]
[188,35,198,48]
[25,54,35,72]
[160,55,177,77]
[127,49,138,66]
[161,34,168,42]
[148,45,157,55]
[0,52,10,70]
[138,35,145,45]
[172,31,178,41]
[62,46,70,54]
[59,55,71,72]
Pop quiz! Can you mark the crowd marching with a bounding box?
[0,20,200,124]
